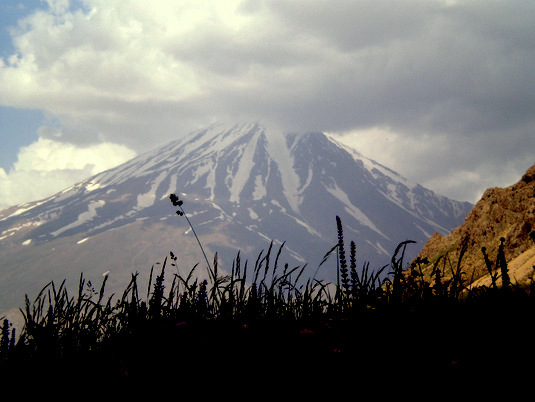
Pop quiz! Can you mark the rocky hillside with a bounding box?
[414,164,535,287]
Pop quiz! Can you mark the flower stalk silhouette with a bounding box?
[169,193,213,273]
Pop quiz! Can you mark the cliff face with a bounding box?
[415,164,535,286]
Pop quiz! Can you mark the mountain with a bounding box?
[413,163,535,288]
[0,122,473,319]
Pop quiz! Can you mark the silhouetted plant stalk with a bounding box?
[3,215,532,374]
[497,237,511,289]
[0,319,15,360]
[482,246,498,288]
[336,216,350,298]
[334,216,390,313]
[14,273,115,361]
[389,239,416,304]
[169,193,213,274]
[350,240,358,294]
[430,255,446,298]
[481,237,511,294]
[450,236,469,299]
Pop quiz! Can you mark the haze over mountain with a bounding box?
[0,122,472,318]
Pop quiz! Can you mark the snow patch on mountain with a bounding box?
[253,175,267,200]
[366,239,389,256]
[266,128,302,213]
[414,224,433,238]
[324,180,388,239]
[288,215,322,238]
[248,208,259,220]
[52,200,106,236]
[85,180,103,192]
[136,171,167,210]
[0,218,45,242]
[228,128,261,203]
[2,199,50,220]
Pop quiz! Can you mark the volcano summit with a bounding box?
[0,122,472,316]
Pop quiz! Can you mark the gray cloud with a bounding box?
[1,0,534,204]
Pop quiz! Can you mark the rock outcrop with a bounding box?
[414,164,535,287]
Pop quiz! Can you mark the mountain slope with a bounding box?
[414,163,535,287]
[0,122,473,317]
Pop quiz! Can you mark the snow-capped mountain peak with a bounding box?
[0,122,473,316]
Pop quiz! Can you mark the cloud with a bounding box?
[0,0,534,204]
[331,127,534,203]
[0,137,136,208]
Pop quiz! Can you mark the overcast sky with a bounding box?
[1,0,534,209]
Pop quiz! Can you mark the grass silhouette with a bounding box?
[1,210,534,382]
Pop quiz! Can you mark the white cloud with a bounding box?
[0,137,136,209]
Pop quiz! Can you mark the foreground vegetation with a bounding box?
[1,198,534,381]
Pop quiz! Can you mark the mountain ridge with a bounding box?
[0,122,473,318]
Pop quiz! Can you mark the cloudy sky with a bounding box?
[1,0,534,209]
